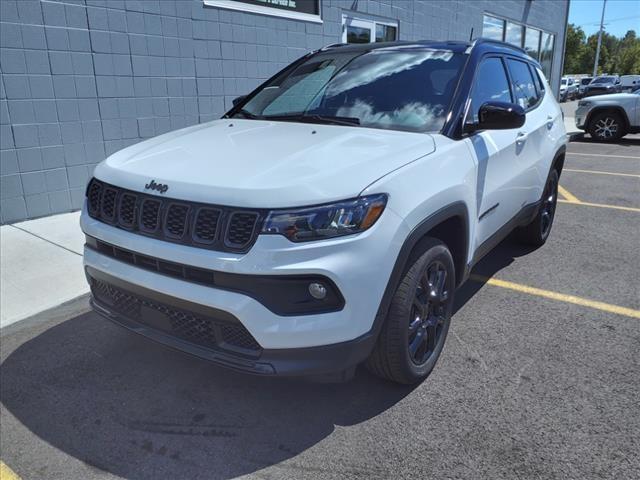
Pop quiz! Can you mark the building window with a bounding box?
[203,0,322,23]
[505,21,523,47]
[482,15,504,41]
[482,14,555,79]
[342,14,398,44]
[540,32,555,79]
[524,27,541,60]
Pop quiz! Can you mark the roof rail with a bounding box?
[321,43,347,50]
[471,37,527,55]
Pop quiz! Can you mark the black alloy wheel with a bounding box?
[539,169,558,239]
[517,168,559,247]
[408,261,449,365]
[366,238,455,384]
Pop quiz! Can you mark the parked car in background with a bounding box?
[620,75,640,92]
[559,76,578,102]
[575,88,640,141]
[578,76,593,98]
[582,75,621,97]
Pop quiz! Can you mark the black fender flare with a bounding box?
[368,201,470,341]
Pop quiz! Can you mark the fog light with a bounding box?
[308,282,327,300]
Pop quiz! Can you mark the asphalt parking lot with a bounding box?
[1,137,639,480]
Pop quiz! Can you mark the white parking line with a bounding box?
[567,152,640,160]
[564,168,640,178]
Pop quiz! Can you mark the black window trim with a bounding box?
[460,53,514,136]
[504,55,545,113]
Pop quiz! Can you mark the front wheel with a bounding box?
[366,238,455,384]
[517,169,558,247]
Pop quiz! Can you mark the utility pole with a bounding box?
[593,0,607,77]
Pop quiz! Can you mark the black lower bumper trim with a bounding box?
[87,267,375,376]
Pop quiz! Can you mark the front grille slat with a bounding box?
[164,203,189,239]
[139,199,161,233]
[100,187,118,222]
[225,212,259,249]
[193,208,221,244]
[86,178,263,253]
[118,193,137,228]
[91,277,261,355]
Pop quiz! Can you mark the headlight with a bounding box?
[578,100,591,107]
[262,194,387,242]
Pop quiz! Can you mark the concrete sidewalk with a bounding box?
[0,211,88,328]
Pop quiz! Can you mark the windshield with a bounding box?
[580,78,592,85]
[233,48,466,133]
[592,76,616,84]
[561,79,567,85]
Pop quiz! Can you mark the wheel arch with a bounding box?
[551,145,566,179]
[586,106,631,131]
[370,202,470,339]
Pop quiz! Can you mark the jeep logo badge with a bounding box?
[145,179,169,194]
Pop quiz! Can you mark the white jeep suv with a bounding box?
[81,39,567,384]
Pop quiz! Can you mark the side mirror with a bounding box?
[232,95,247,107]
[466,101,526,132]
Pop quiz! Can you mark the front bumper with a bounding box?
[81,202,408,371]
[575,105,590,130]
[88,267,376,376]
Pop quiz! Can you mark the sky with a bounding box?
[568,0,640,38]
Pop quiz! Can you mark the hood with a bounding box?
[94,119,436,208]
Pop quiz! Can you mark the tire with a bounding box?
[588,111,626,142]
[366,238,455,384]
[517,169,559,247]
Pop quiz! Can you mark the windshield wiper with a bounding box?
[233,109,264,120]
[302,114,360,126]
[263,114,360,127]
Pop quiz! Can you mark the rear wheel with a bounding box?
[517,169,558,247]
[588,111,626,142]
[366,238,454,384]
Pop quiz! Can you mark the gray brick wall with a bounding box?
[0,0,568,223]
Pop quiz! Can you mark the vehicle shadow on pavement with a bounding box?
[0,236,540,479]
[0,311,417,479]
[454,235,538,314]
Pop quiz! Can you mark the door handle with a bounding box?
[546,115,554,129]
[516,131,528,143]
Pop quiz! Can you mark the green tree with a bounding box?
[564,26,640,75]
[563,23,586,74]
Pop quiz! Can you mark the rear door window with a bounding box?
[506,59,540,109]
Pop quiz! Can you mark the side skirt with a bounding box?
[469,199,541,269]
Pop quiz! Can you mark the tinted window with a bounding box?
[592,76,616,84]
[469,57,512,123]
[506,59,539,109]
[239,49,466,132]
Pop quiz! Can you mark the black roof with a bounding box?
[321,37,537,66]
